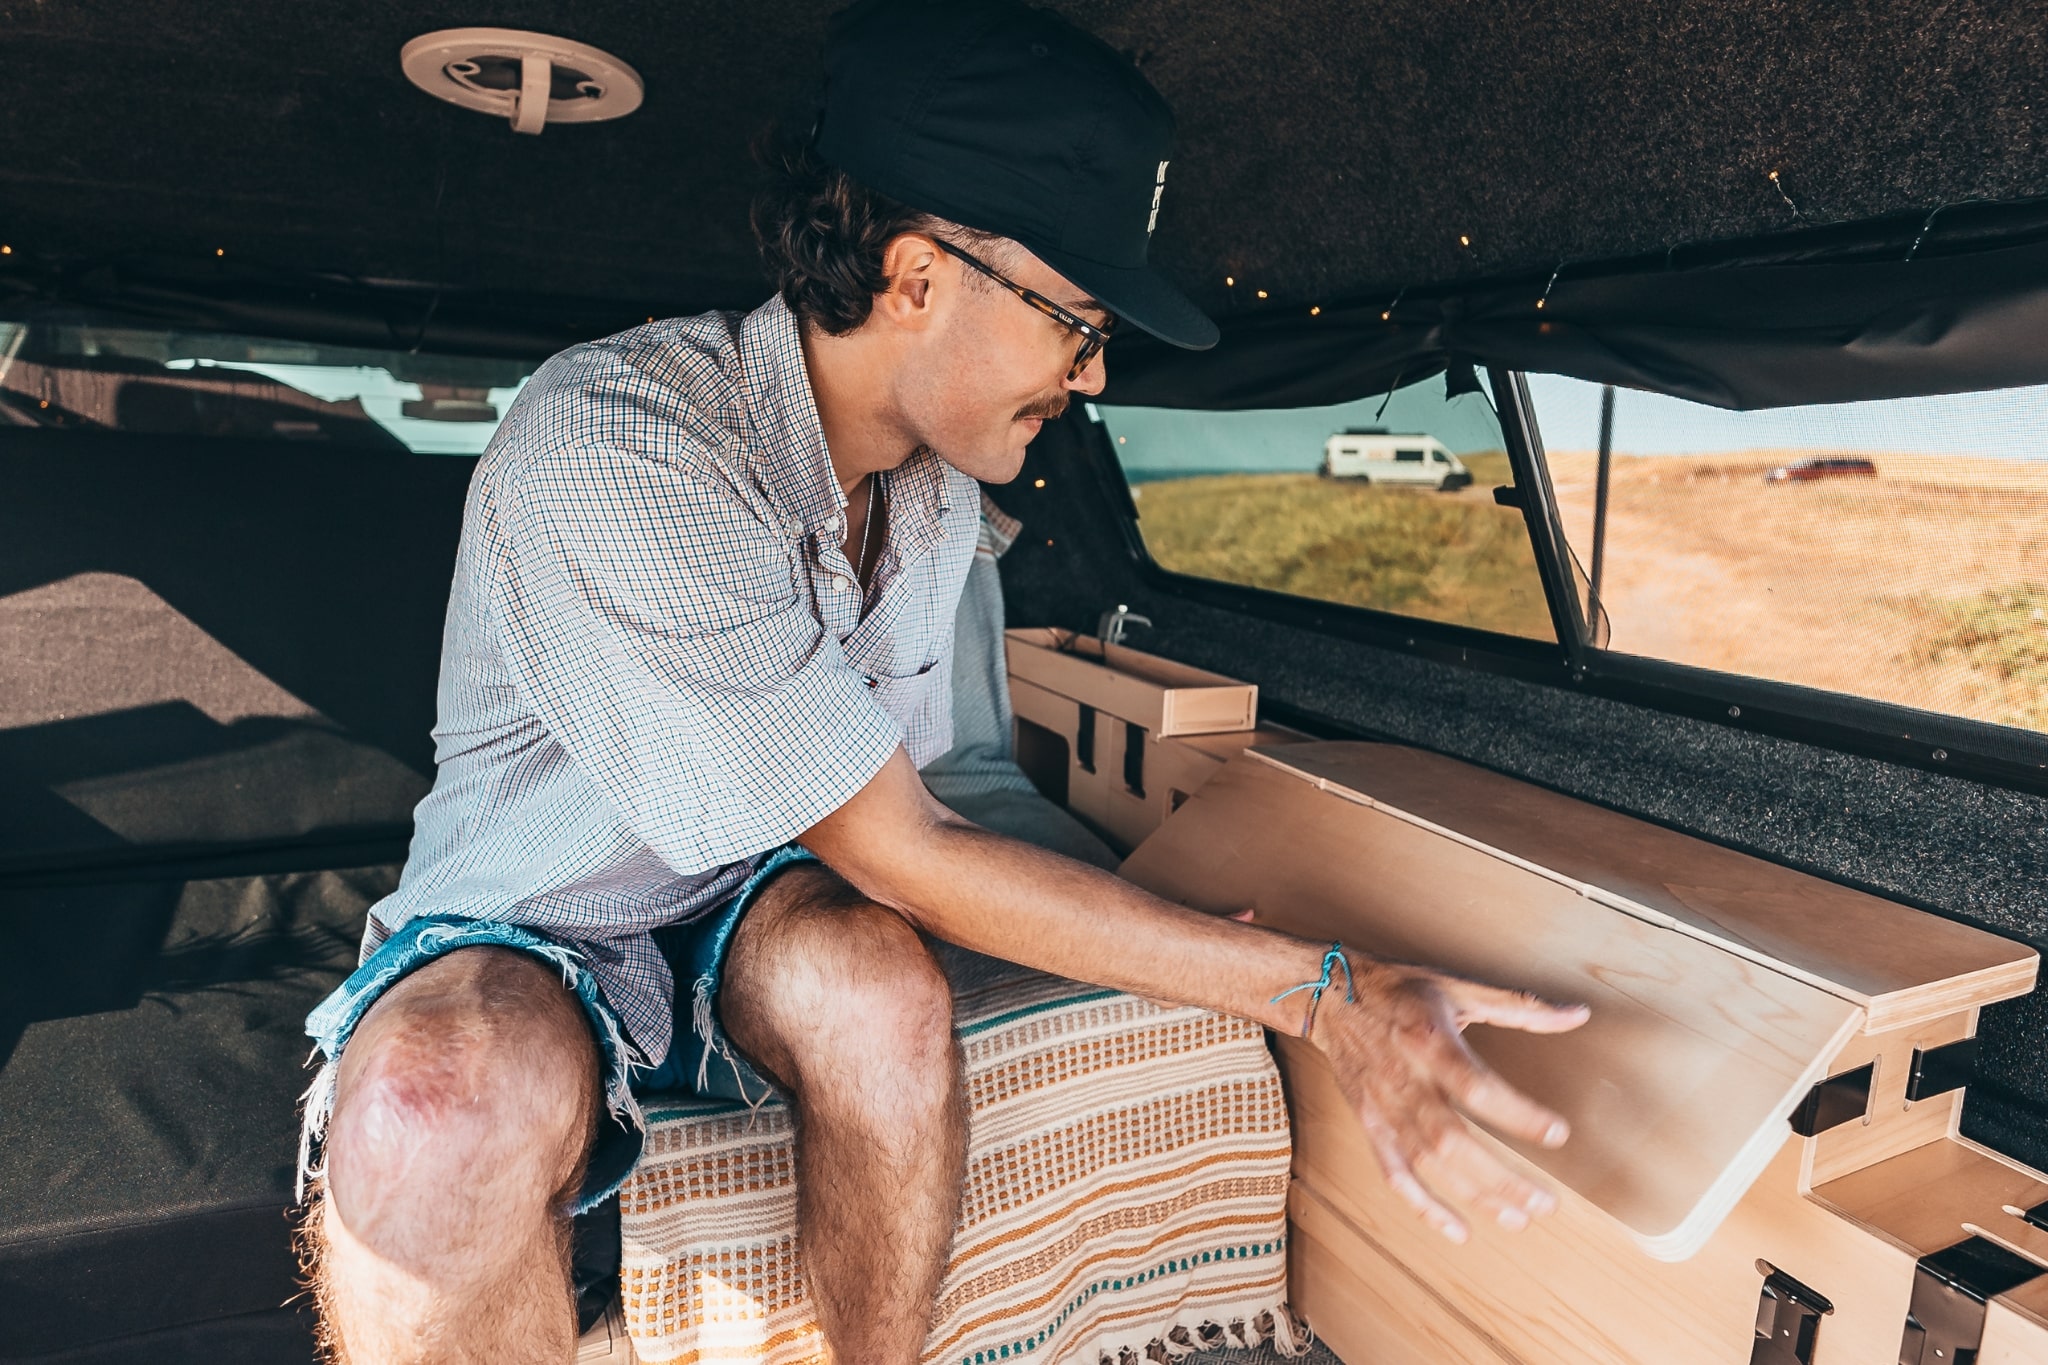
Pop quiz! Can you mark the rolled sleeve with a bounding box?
[493,444,903,873]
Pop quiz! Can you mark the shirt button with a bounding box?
[825,514,843,534]
[831,576,852,591]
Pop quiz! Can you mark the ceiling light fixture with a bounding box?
[401,28,644,135]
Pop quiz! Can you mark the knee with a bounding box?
[736,885,956,1093]
[325,949,597,1226]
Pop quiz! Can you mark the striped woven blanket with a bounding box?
[618,948,1299,1365]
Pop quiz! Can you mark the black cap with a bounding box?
[815,0,1218,351]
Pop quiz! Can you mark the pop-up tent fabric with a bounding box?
[1101,205,2048,412]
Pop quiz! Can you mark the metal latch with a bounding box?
[1897,1235,2048,1365]
[1096,604,1151,646]
[1752,1260,1832,1365]
[1789,1061,1875,1137]
[1905,1037,1979,1103]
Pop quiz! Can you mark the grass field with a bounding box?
[1130,452,1554,639]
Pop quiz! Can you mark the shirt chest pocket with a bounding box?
[862,656,943,719]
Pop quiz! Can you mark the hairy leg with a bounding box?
[722,866,968,1365]
[302,946,600,1365]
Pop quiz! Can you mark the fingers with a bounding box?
[1361,1099,1562,1242]
[1448,980,1590,1035]
[1359,1110,1469,1244]
[1415,997,1573,1149]
[1412,1121,1562,1232]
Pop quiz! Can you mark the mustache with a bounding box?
[1014,396,1070,421]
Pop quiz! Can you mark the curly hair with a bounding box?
[752,131,1005,335]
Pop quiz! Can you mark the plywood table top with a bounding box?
[1120,750,1865,1260]
[1257,743,2037,1031]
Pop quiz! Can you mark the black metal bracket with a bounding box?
[1897,1236,2048,1365]
[1906,1037,1980,1103]
[1789,1062,1875,1137]
[1752,1261,1833,1365]
[1122,719,1146,797]
[2025,1200,2048,1235]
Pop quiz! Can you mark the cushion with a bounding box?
[0,865,392,1362]
[618,948,1299,1365]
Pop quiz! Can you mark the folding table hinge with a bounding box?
[1789,1061,1874,1137]
[1905,1037,1979,1103]
[1751,1260,1832,1365]
[1896,1235,2048,1365]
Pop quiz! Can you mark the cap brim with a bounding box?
[1030,244,1220,351]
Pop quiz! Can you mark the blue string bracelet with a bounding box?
[1270,942,1355,1039]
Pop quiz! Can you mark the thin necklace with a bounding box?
[854,472,879,585]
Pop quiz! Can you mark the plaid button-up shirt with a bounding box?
[365,295,980,1062]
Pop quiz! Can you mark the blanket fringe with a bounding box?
[1098,1300,1311,1365]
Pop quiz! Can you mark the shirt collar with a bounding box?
[737,294,959,556]
[739,294,845,541]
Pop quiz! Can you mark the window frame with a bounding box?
[1083,372,2048,797]
[1500,369,2048,795]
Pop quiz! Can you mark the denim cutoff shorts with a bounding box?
[299,845,819,1215]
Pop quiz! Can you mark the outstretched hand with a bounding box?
[1307,955,1589,1243]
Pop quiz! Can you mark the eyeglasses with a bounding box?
[934,239,1116,381]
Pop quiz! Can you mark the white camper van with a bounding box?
[1320,428,1472,489]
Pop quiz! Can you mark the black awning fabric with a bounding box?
[1099,230,2048,413]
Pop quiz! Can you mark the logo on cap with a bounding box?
[1146,160,1170,236]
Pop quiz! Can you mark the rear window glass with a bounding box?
[1092,373,1554,640]
[1526,375,2048,734]
[0,318,534,454]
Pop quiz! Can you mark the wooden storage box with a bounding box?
[1117,741,2046,1365]
[1004,628,1289,852]
[1003,628,1258,737]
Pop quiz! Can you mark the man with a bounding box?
[299,1,1588,1360]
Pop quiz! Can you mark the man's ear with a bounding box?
[875,232,942,331]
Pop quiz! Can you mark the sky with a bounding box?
[1522,373,2048,460]
[1095,373,1508,477]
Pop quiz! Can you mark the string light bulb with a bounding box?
[1033,478,1046,488]
[1309,305,1321,316]
[1255,289,1268,299]
[0,245,11,255]
[1224,275,1235,286]
[1459,234,1471,247]
[1381,310,1391,320]
[215,247,225,257]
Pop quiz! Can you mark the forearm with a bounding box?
[835,807,1337,1036]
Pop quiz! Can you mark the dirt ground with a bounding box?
[1545,450,2048,733]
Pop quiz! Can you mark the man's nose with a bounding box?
[1064,351,1108,396]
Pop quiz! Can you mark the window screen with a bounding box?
[0,318,534,454]
[1093,374,1554,640]
[1526,375,2048,734]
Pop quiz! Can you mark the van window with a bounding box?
[1524,374,2048,735]
[1395,449,1425,462]
[1093,373,1555,640]
[0,318,535,454]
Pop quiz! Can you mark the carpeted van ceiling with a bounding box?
[4,0,2045,324]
